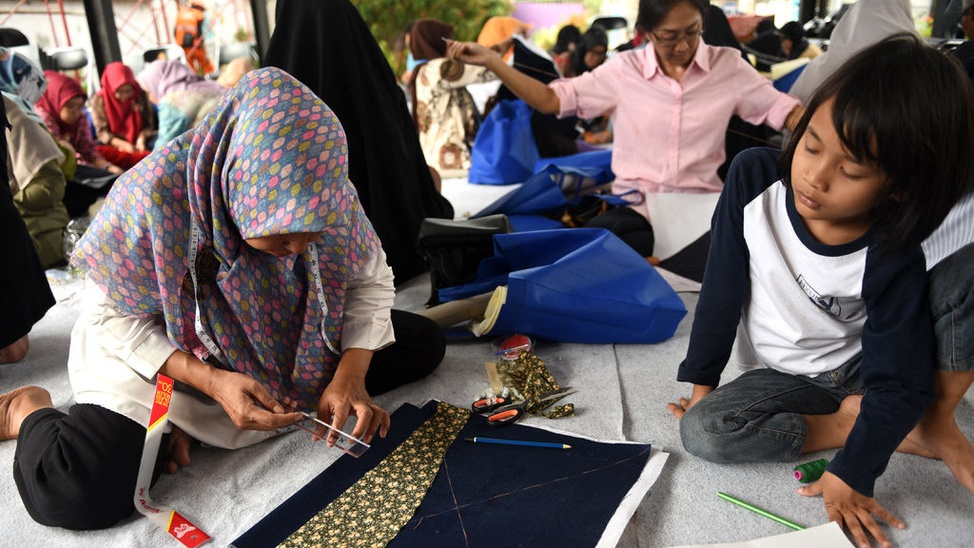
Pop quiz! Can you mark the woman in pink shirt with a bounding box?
[448,0,803,280]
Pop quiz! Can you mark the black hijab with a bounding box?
[778,21,810,59]
[264,0,454,284]
[703,4,745,58]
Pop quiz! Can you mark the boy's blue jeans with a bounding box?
[679,356,863,463]
[929,242,974,373]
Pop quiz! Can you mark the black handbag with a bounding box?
[417,214,512,306]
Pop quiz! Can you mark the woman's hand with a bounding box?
[106,163,124,175]
[135,135,147,152]
[208,368,302,431]
[798,472,904,548]
[315,348,390,446]
[583,129,613,145]
[667,384,714,419]
[160,350,301,431]
[446,39,500,68]
[489,37,514,56]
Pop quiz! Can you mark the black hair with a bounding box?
[636,0,709,35]
[755,18,776,36]
[777,21,805,43]
[780,33,974,252]
[573,27,609,75]
[553,25,581,54]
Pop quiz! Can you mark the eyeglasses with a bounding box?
[651,26,704,47]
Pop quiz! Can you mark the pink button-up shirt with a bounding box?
[550,43,800,206]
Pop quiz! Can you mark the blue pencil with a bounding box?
[464,437,572,449]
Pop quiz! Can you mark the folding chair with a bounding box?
[45,46,96,94]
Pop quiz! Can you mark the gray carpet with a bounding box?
[1,177,972,547]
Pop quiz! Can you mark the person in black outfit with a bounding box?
[0,91,56,363]
[263,0,455,285]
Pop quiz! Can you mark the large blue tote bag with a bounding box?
[439,229,687,344]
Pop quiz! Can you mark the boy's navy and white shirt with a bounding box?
[678,147,935,497]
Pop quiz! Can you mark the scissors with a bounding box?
[473,386,575,427]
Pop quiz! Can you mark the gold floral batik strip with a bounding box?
[279,401,470,548]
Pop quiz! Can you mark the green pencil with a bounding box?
[717,491,805,531]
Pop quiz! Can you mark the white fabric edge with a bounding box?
[596,448,670,548]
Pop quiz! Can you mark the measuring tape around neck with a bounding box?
[188,225,340,359]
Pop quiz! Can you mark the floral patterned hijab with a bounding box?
[138,59,227,100]
[73,67,381,406]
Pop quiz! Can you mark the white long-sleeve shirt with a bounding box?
[68,247,396,449]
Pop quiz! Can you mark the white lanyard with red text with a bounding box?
[134,373,210,547]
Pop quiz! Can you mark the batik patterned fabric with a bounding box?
[72,67,380,408]
[495,351,575,418]
[280,401,471,548]
[413,58,491,174]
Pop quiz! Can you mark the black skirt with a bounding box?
[0,163,55,348]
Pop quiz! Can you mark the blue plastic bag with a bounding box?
[533,149,612,177]
[438,229,687,344]
[473,160,617,219]
[468,99,540,185]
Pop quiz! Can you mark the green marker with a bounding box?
[717,491,805,531]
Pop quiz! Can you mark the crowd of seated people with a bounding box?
[1,5,974,548]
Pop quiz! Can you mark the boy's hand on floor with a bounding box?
[798,471,904,548]
[667,384,714,419]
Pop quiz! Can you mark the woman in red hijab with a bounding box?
[89,62,157,169]
[35,71,122,175]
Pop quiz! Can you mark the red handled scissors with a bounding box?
[473,386,575,427]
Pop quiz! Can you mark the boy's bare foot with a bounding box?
[0,386,54,441]
[904,414,974,493]
[802,394,863,453]
[0,335,29,364]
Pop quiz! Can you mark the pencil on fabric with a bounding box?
[463,437,571,449]
[717,492,805,531]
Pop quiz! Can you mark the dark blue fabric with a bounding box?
[469,99,540,185]
[438,229,687,344]
[231,401,653,548]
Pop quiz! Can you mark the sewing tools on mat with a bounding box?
[473,386,575,427]
[464,437,572,450]
[793,458,829,483]
[492,333,535,360]
[717,492,805,531]
[482,334,577,424]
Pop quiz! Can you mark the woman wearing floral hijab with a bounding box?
[137,59,229,148]
[1,67,444,530]
[89,62,156,169]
